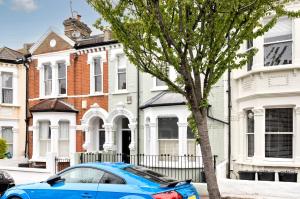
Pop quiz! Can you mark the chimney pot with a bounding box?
[77,14,81,21]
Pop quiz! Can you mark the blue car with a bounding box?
[1,162,200,199]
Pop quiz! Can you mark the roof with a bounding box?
[0,47,23,64]
[30,99,78,113]
[140,91,186,109]
[75,34,119,49]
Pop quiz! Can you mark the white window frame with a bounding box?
[39,121,51,158]
[246,110,254,158]
[264,108,294,160]
[57,61,67,96]
[1,72,13,104]
[116,54,127,92]
[93,57,103,94]
[263,17,293,67]
[58,120,70,157]
[43,64,52,97]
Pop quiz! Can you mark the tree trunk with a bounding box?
[193,107,221,199]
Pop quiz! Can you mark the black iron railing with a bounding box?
[79,153,217,183]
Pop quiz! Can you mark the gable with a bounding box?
[31,31,74,55]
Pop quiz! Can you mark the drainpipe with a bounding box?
[17,53,31,158]
[227,69,232,179]
[137,69,140,165]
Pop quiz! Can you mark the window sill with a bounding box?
[89,92,104,97]
[112,90,129,95]
[235,64,300,80]
[0,103,20,108]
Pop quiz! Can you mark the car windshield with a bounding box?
[124,166,177,184]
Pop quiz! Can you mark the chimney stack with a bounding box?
[103,27,113,41]
[63,14,92,40]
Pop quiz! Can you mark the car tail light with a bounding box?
[152,191,182,199]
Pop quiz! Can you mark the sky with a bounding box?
[0,0,102,50]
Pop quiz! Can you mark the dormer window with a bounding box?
[44,64,52,96]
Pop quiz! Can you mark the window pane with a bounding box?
[2,89,13,103]
[58,63,66,79]
[264,18,292,42]
[98,118,104,129]
[2,127,13,155]
[264,41,292,66]
[118,69,126,90]
[59,79,66,94]
[156,78,166,87]
[247,134,254,157]
[265,134,293,158]
[265,108,293,132]
[59,121,69,140]
[159,140,178,155]
[247,110,254,133]
[117,55,126,69]
[95,75,102,92]
[247,56,253,71]
[44,65,52,79]
[100,172,124,184]
[187,127,195,139]
[2,72,12,88]
[158,118,178,139]
[39,121,51,140]
[60,168,104,183]
[94,58,101,75]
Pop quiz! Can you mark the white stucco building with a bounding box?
[231,2,300,181]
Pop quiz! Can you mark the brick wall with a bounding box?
[28,50,109,156]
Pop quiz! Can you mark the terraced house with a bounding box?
[0,47,26,159]
[25,15,227,176]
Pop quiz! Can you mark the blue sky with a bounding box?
[0,0,102,50]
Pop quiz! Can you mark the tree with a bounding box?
[0,139,7,159]
[87,0,300,198]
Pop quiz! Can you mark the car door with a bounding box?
[28,167,104,199]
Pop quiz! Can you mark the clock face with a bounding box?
[50,39,56,48]
[72,31,81,38]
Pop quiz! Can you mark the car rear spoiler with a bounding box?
[160,179,192,188]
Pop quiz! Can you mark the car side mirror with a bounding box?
[46,175,63,186]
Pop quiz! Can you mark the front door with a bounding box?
[99,131,105,151]
[122,130,131,163]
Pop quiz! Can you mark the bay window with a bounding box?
[117,55,126,90]
[264,17,292,66]
[94,58,102,93]
[44,64,52,96]
[265,108,293,158]
[58,62,66,95]
[246,110,254,157]
[158,117,178,156]
[1,127,13,156]
[58,121,69,157]
[2,72,13,104]
[39,121,51,157]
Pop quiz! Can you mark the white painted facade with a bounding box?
[231,2,300,179]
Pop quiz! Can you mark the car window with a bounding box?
[60,167,104,183]
[99,172,125,184]
[124,166,176,184]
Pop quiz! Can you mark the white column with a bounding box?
[103,123,114,151]
[177,122,188,156]
[149,123,157,155]
[50,125,59,155]
[82,125,92,152]
[253,108,265,162]
[32,125,39,159]
[295,107,300,163]
[293,18,300,66]
[12,128,19,159]
[128,123,137,152]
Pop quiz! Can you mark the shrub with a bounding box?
[0,139,7,159]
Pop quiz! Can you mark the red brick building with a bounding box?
[27,16,117,163]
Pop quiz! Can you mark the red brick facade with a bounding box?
[27,40,109,158]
